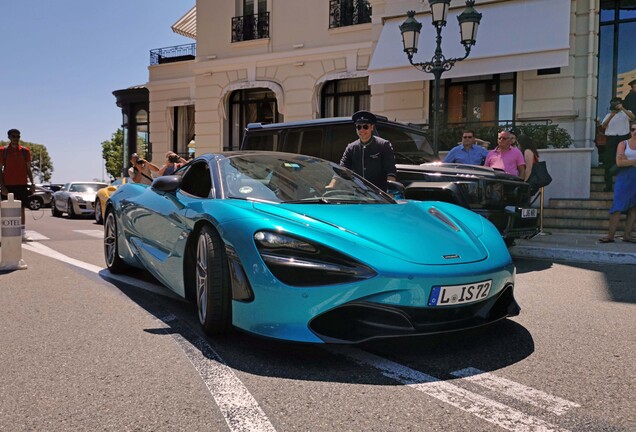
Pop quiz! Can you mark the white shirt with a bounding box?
[602,110,633,136]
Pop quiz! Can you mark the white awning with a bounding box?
[172,6,197,40]
[368,0,571,85]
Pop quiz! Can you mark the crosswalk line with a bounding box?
[326,346,572,432]
[24,230,49,241]
[451,367,580,416]
[73,229,103,238]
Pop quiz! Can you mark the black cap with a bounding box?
[352,110,377,124]
[629,79,636,87]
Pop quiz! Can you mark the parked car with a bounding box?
[104,152,519,343]
[26,185,53,210]
[52,181,107,218]
[42,183,64,193]
[94,178,128,224]
[241,116,539,245]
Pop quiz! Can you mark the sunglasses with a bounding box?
[498,136,512,140]
[355,124,371,130]
[631,128,636,132]
[462,136,474,139]
[10,135,20,138]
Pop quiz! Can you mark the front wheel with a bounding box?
[94,200,103,224]
[51,201,62,217]
[104,210,130,274]
[195,225,232,335]
[67,199,76,218]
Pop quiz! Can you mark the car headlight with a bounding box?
[254,230,376,287]
[75,196,85,202]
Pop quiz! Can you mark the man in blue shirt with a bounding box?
[444,129,488,165]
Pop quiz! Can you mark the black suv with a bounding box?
[241,116,538,244]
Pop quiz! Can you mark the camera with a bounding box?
[136,159,145,164]
[610,100,622,111]
[168,154,179,163]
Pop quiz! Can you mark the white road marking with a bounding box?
[22,242,278,432]
[158,314,277,432]
[327,347,571,432]
[24,230,49,241]
[73,229,104,238]
[451,367,580,416]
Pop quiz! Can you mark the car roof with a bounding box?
[245,116,428,134]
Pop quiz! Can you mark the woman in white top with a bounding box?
[599,123,636,243]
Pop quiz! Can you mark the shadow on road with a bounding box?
[100,269,535,386]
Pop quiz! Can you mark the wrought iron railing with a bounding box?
[150,43,196,66]
[329,0,372,29]
[232,12,270,43]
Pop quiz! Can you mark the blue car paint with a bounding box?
[107,153,517,343]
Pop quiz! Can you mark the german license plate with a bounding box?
[428,280,492,306]
[521,208,537,218]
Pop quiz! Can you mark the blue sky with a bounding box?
[0,0,194,183]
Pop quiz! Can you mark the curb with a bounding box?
[509,246,636,265]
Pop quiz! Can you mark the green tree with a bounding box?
[0,139,53,182]
[101,129,123,180]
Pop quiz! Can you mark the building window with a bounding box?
[173,105,195,158]
[329,0,372,29]
[229,88,281,151]
[436,73,516,128]
[321,77,370,117]
[598,0,636,115]
[232,0,269,42]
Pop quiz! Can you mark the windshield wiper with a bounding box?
[283,197,330,204]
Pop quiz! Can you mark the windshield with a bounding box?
[69,183,107,193]
[219,154,393,204]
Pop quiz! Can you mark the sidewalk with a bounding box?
[509,232,636,265]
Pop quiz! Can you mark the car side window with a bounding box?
[180,161,212,198]
[243,130,280,151]
[284,129,323,158]
[328,124,358,163]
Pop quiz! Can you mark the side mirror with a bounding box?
[386,180,405,200]
[151,175,181,193]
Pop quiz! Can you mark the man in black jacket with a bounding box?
[623,79,636,115]
[338,111,397,191]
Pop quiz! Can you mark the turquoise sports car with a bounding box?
[104,152,519,343]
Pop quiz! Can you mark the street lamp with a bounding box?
[400,1,482,154]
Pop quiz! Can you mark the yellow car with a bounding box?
[95,178,127,224]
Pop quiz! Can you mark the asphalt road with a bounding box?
[0,211,634,431]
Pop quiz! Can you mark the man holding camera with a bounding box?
[158,152,187,176]
[128,153,160,185]
[600,97,635,191]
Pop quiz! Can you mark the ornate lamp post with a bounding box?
[400,1,482,153]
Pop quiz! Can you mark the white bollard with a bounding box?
[0,193,28,270]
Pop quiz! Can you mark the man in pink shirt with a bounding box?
[485,130,526,178]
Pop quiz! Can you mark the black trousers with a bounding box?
[603,134,629,189]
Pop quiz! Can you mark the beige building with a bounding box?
[115,1,634,202]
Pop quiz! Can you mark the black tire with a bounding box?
[504,238,516,248]
[51,201,62,217]
[94,200,103,224]
[28,196,43,211]
[104,210,129,274]
[67,199,76,218]
[195,225,232,335]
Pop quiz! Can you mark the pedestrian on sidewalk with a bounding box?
[599,97,635,192]
[0,128,36,242]
[599,123,636,243]
[484,130,526,178]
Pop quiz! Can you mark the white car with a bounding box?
[51,181,107,218]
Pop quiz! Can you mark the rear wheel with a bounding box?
[94,200,103,224]
[28,196,43,211]
[67,199,76,218]
[104,210,129,274]
[195,225,232,335]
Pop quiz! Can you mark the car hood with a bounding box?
[252,201,488,265]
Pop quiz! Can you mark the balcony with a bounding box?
[150,43,196,66]
[232,12,270,43]
[329,0,372,29]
